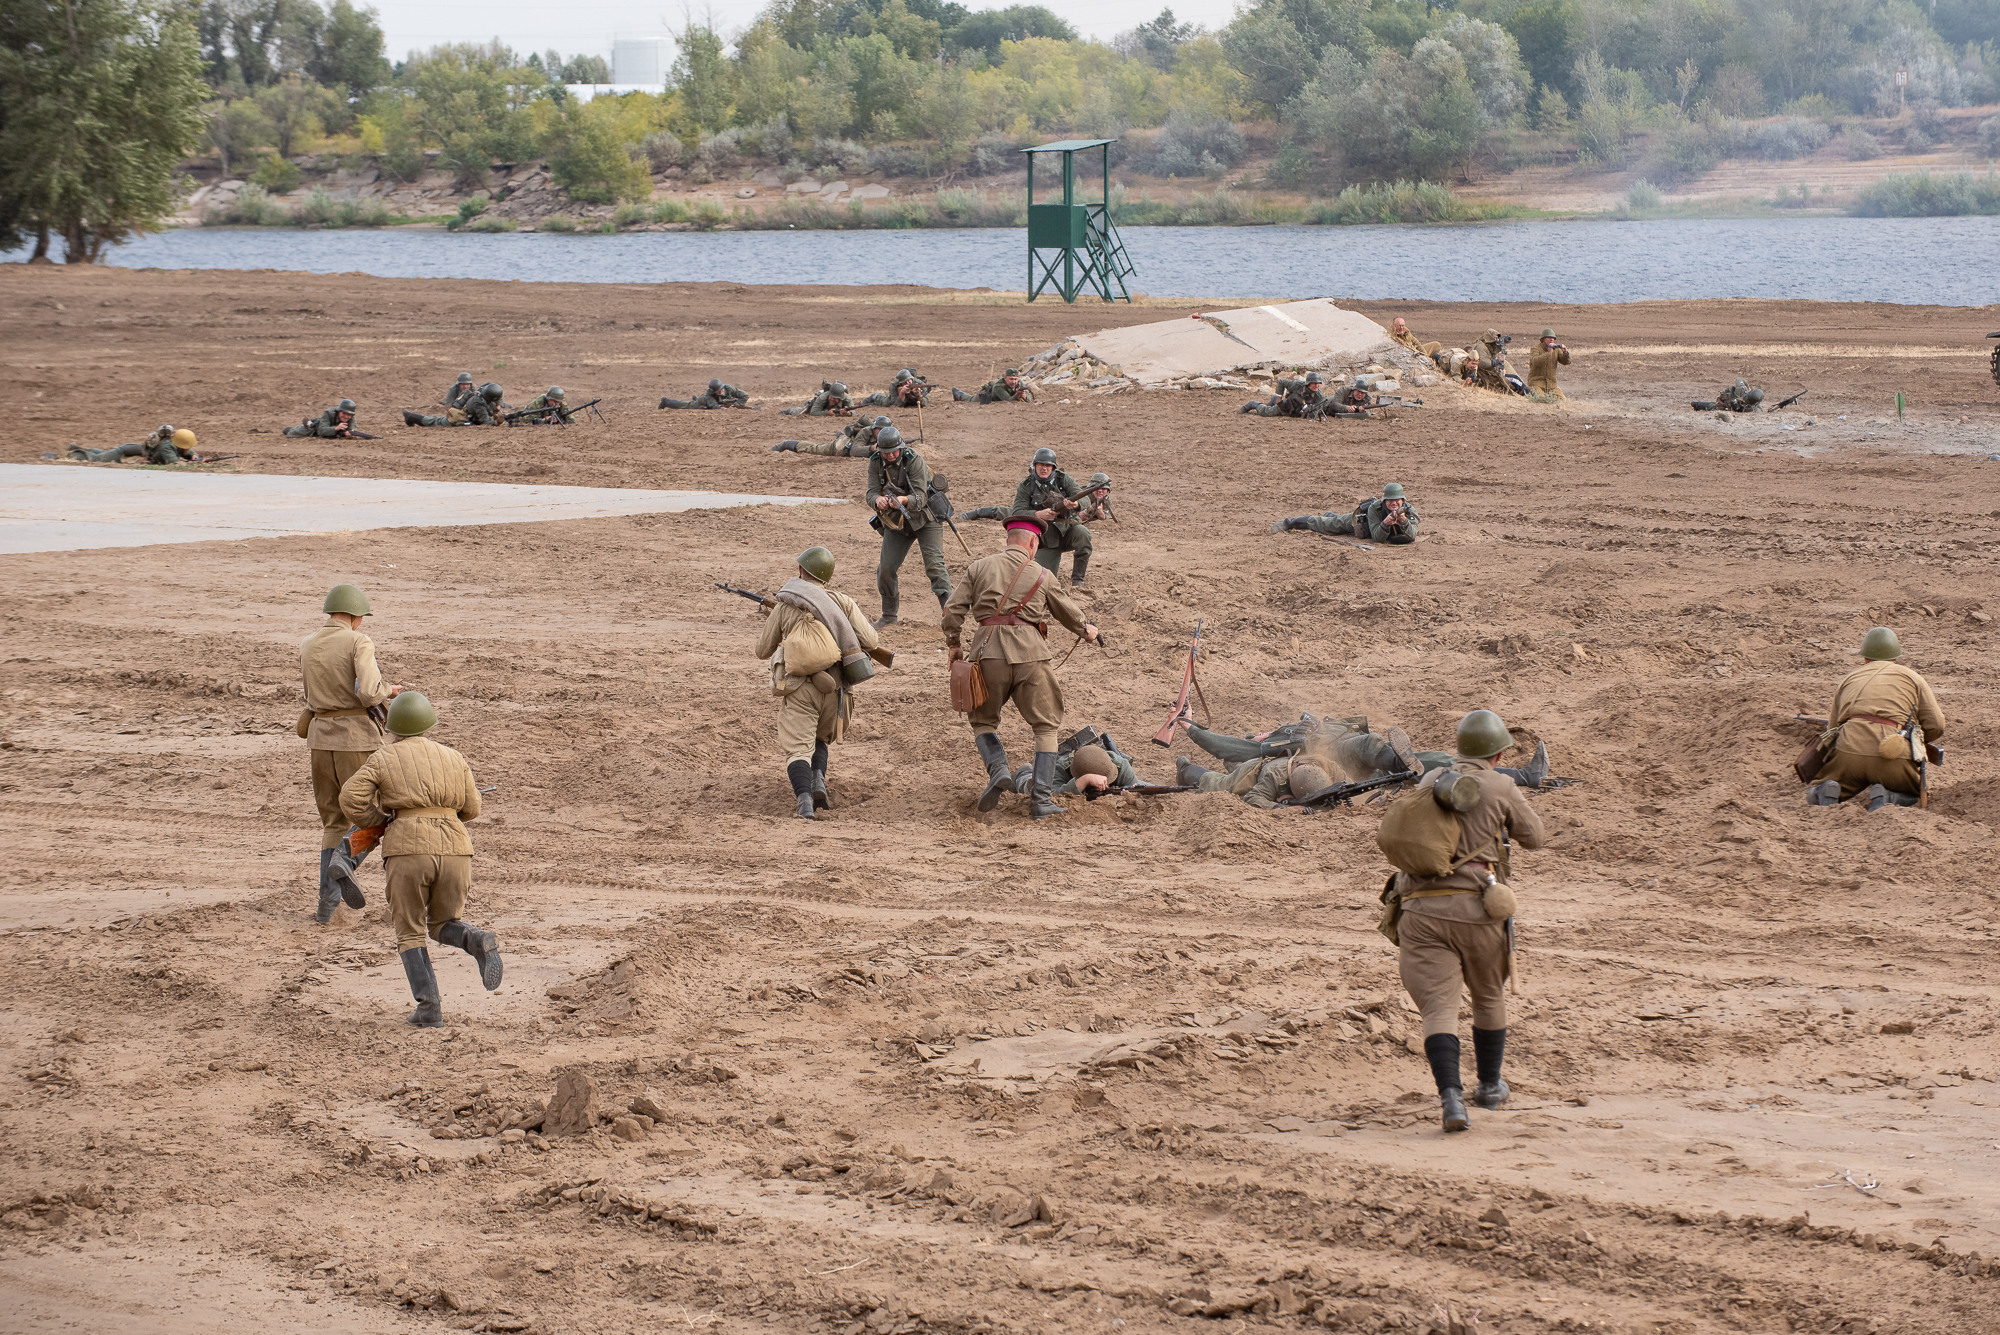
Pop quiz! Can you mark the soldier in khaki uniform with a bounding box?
[1389,317,1441,362]
[1526,329,1570,399]
[299,584,404,922]
[1395,710,1545,1132]
[752,546,882,820]
[942,519,1097,819]
[1473,329,1511,392]
[339,693,500,1028]
[1807,627,1945,811]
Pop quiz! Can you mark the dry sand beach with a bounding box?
[2,266,1999,1335]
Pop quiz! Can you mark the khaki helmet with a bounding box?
[1456,709,1514,759]
[322,583,371,616]
[1381,482,1405,499]
[797,546,835,583]
[1540,327,1556,339]
[1071,744,1117,782]
[1482,328,1500,344]
[386,691,437,736]
[172,428,197,451]
[1860,626,1902,660]
[546,386,564,400]
[336,398,356,413]
[456,371,473,385]
[1032,447,1058,466]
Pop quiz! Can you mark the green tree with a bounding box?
[1222,0,1372,112]
[309,0,388,98]
[1500,0,1580,103]
[0,0,209,262]
[544,99,652,202]
[253,72,340,153]
[205,94,275,173]
[669,22,733,134]
[946,5,1076,62]
[406,43,541,186]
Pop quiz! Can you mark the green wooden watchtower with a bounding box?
[1023,138,1135,304]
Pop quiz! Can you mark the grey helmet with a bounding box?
[709,378,722,392]
[456,371,473,385]
[874,426,904,450]
[480,382,502,402]
[1032,447,1058,466]
[158,423,175,437]
[336,398,356,413]
[894,369,913,383]
[1304,372,1323,385]
[545,386,564,400]
[830,382,848,396]
[873,415,892,427]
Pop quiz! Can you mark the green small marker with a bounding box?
[1896,390,1906,421]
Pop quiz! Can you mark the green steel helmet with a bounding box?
[1032,447,1058,466]
[1540,328,1556,339]
[830,382,848,396]
[709,378,722,392]
[1860,626,1902,660]
[322,583,371,616]
[797,546,835,583]
[894,369,913,384]
[1381,482,1405,500]
[1456,709,1514,759]
[1304,372,1323,385]
[1003,368,1020,377]
[873,415,892,427]
[480,382,502,402]
[456,371,473,385]
[386,691,437,736]
[546,386,564,400]
[336,398,356,413]
[1087,471,1110,488]
[874,426,903,449]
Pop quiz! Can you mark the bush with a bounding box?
[1312,179,1473,224]
[446,196,487,230]
[1852,168,2000,216]
[649,199,690,223]
[461,214,515,232]
[1756,117,1830,160]
[739,118,791,162]
[614,202,649,226]
[967,131,1024,176]
[541,213,578,232]
[691,197,727,227]
[1625,178,1662,209]
[641,130,684,173]
[1904,127,1935,154]
[1784,94,1846,122]
[294,185,341,225]
[206,182,289,225]
[1645,119,1720,183]
[1146,110,1246,178]
[1911,103,1947,140]
[250,153,303,192]
[866,144,930,177]
[1844,128,1882,160]
[806,136,867,172]
[695,128,744,172]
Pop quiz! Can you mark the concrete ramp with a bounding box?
[1036,298,1395,388]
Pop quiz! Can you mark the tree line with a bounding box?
[4,0,1997,258]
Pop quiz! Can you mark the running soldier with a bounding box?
[752,546,883,820]
[866,429,952,627]
[299,584,404,923]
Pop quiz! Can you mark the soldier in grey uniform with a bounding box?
[961,449,1104,582]
[865,430,952,627]
[1272,482,1420,544]
[860,370,932,408]
[774,415,892,457]
[661,378,752,409]
[285,399,363,438]
[781,382,855,416]
[404,382,504,427]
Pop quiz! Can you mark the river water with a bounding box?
[9,216,1999,305]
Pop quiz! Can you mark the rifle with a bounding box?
[1151,620,1212,747]
[1125,783,1198,796]
[192,454,241,464]
[505,398,602,426]
[337,430,380,440]
[1280,768,1420,809]
[714,583,895,667]
[1774,389,1809,411]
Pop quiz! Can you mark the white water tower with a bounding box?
[611,39,667,85]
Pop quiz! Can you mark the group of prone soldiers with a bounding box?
[1388,318,1571,399]
[298,583,503,1030]
[282,378,582,439]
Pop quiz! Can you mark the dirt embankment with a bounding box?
[3,267,2000,1335]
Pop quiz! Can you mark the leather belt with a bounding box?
[978,614,1041,628]
[313,706,369,718]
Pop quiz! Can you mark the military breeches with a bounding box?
[1249,401,1296,417]
[877,523,951,607]
[385,854,472,953]
[776,680,844,763]
[659,398,701,409]
[71,443,148,463]
[1187,724,1292,766]
[798,438,861,457]
[969,658,1064,752]
[1475,369,1509,392]
[412,414,452,427]
[1299,512,1358,537]
[1399,907,1509,1037]
[283,423,315,437]
[1818,747,1922,801]
[312,748,377,850]
[1033,523,1092,573]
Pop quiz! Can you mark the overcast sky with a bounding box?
[372,0,1245,68]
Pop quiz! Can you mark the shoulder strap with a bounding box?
[970,557,1046,660]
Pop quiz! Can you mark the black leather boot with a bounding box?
[401,948,443,1027]
[787,760,817,819]
[328,833,372,909]
[772,439,801,452]
[1029,751,1063,819]
[1472,1027,1510,1107]
[975,733,1014,812]
[1424,1032,1470,1131]
[811,740,832,810]
[315,849,340,923]
[1807,779,1841,806]
[436,919,504,991]
[1070,552,1089,583]
[402,409,424,426]
[1268,516,1308,532]
[1176,756,1212,787]
[1498,741,1549,789]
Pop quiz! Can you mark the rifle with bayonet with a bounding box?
[1280,768,1421,809]
[714,583,896,667]
[505,397,603,426]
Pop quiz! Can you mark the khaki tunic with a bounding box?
[1474,340,1510,392]
[754,588,880,763]
[1390,327,1441,359]
[1527,344,1570,396]
[340,735,482,952]
[300,618,391,847]
[941,547,1090,752]
[1398,758,1546,1036]
[1819,661,1945,799]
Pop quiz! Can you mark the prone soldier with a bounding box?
[518,386,573,425]
[773,415,893,457]
[1526,329,1570,400]
[782,382,856,417]
[68,424,203,465]
[1387,710,1544,1132]
[1240,371,1330,417]
[661,378,752,410]
[752,546,883,820]
[860,369,932,408]
[405,382,504,427]
[952,369,1035,404]
[942,518,1098,819]
[1692,378,1765,412]
[1389,317,1442,361]
[1172,751,1340,809]
[338,692,502,1028]
[446,371,477,410]
[1272,482,1419,544]
[284,399,365,438]
[1803,627,1944,811]
[866,428,953,627]
[1010,728,1144,798]
[1177,711,1551,789]
[299,584,404,923]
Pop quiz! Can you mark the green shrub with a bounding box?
[294,185,340,225]
[461,214,515,232]
[541,213,578,232]
[1851,169,2000,217]
[650,199,690,223]
[446,197,487,230]
[1625,179,1662,210]
[690,197,727,227]
[206,182,289,225]
[1844,128,1882,161]
[250,153,302,192]
[614,202,650,226]
[1312,180,1466,224]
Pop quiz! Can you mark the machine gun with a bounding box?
[1773,389,1809,411]
[1152,620,1211,746]
[1280,768,1421,809]
[505,398,603,426]
[714,583,896,666]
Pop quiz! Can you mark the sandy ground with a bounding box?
[3,265,2000,1335]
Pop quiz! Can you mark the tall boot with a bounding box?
[1029,751,1063,820]
[1268,516,1308,532]
[1424,1032,1470,1132]
[1806,778,1841,806]
[328,834,373,909]
[1176,756,1213,786]
[811,740,832,810]
[1472,1027,1509,1107]
[873,595,898,630]
[959,505,1005,521]
[974,733,1015,812]
[315,849,340,923]
[436,919,505,991]
[771,440,800,452]
[952,387,975,401]
[400,947,443,1027]
[1069,551,1089,584]
[402,409,424,426]
[787,759,817,820]
[1498,740,1549,789]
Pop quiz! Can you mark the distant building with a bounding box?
[611,39,667,85]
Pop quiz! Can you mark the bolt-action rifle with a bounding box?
[1280,768,1420,809]
[714,583,895,666]
[505,398,603,426]
[1151,620,1212,747]
[1773,389,1809,410]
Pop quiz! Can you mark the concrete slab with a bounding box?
[0,464,840,554]
[1067,297,1393,385]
